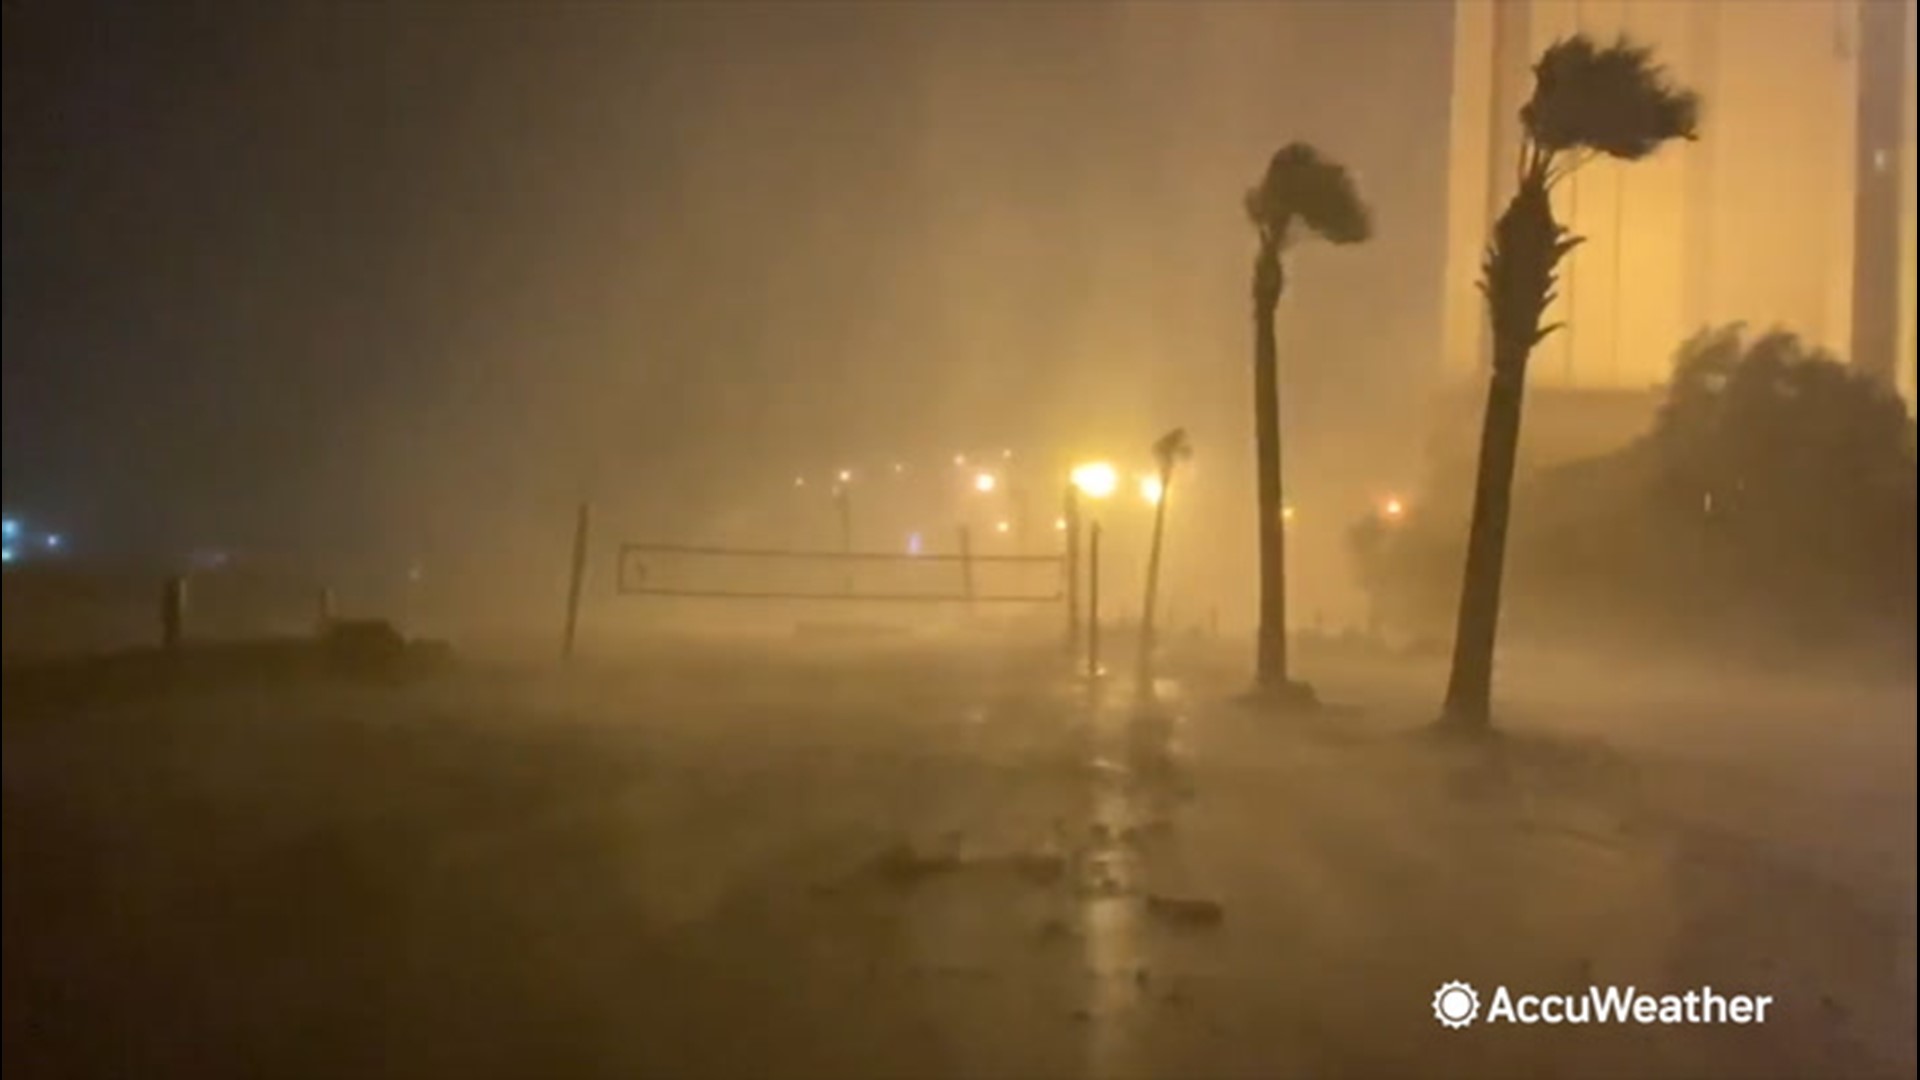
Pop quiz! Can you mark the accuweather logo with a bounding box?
[1432,981,1775,1029]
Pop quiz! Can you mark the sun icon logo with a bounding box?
[1433,981,1481,1029]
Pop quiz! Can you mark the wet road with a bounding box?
[4,639,1913,1078]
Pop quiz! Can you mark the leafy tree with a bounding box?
[1362,326,1915,664]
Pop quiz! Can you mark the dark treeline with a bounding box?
[1355,325,1918,667]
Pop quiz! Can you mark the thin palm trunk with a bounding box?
[1137,461,1174,691]
[1442,157,1574,729]
[1253,254,1289,689]
[1442,343,1529,727]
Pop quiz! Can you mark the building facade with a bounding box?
[1443,0,1917,408]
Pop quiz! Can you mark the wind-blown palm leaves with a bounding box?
[1244,143,1371,701]
[1523,36,1700,162]
[1245,143,1373,252]
[1443,35,1699,730]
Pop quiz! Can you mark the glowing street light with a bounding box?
[953,453,967,467]
[1139,475,1165,506]
[1070,461,1118,500]
[995,520,1011,534]
[974,471,998,494]
[837,468,853,484]
[1054,516,1068,531]
[1281,504,1296,523]
[793,476,806,488]
[1381,496,1406,521]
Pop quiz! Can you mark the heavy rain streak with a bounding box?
[3,3,1915,1079]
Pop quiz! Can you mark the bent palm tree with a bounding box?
[1245,144,1371,699]
[1137,426,1192,696]
[1443,36,1698,730]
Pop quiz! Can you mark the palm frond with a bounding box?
[1522,34,1699,160]
[1247,142,1373,246]
[1153,427,1193,469]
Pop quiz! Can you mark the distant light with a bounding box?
[1,546,14,564]
[1,518,17,541]
[1070,462,1118,500]
[837,468,853,483]
[907,531,923,556]
[43,533,63,550]
[794,476,806,488]
[994,520,1011,534]
[1054,516,1068,531]
[973,471,998,493]
[1281,505,1296,523]
[1382,497,1405,520]
[1001,449,1014,460]
[892,462,906,475]
[953,453,967,467]
[1139,475,1164,506]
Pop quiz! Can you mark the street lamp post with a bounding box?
[1087,520,1103,679]
[1066,462,1118,665]
[1063,484,1081,653]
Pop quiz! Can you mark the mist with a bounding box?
[4,1,1452,627]
[4,4,1914,1079]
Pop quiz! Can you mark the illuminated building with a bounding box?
[1443,0,1917,417]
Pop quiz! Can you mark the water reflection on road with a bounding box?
[1078,675,1185,1079]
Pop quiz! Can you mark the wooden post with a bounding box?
[562,501,591,662]
[1086,521,1102,679]
[161,575,187,653]
[957,525,975,610]
[835,486,854,594]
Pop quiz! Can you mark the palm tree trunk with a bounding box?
[1442,341,1530,728]
[1252,283,1289,689]
[1137,463,1173,692]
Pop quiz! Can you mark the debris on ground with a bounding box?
[1003,849,1067,885]
[865,839,963,885]
[1144,893,1225,928]
[1120,819,1174,845]
[1035,916,1077,943]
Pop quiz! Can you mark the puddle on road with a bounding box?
[1077,674,1207,1076]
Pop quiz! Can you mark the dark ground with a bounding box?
[4,636,1914,1079]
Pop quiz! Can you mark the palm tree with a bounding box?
[1136,426,1192,696]
[1245,143,1371,701]
[1442,36,1698,731]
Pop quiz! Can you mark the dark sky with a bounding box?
[3,1,1454,571]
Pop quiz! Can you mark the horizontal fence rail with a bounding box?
[615,587,1063,603]
[618,541,1061,564]
[616,542,1065,603]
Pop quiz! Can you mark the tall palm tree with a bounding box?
[1137,426,1192,696]
[1442,36,1698,731]
[1245,144,1371,700]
